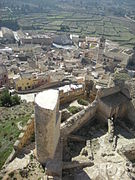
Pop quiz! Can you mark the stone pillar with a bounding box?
[108,117,114,142]
[35,90,61,164]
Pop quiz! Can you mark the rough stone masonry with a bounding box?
[35,90,61,164]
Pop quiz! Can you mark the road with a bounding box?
[125,15,135,23]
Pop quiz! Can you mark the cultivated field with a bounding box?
[17,11,135,47]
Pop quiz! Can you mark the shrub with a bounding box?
[11,94,21,106]
[60,25,70,32]
[30,154,34,161]
[9,172,14,178]
[0,90,21,107]
[77,99,88,106]
[68,106,81,114]
[0,89,12,107]
[9,136,13,141]
[19,170,28,178]
[4,133,8,138]
[114,72,130,81]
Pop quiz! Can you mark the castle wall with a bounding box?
[35,90,61,164]
[6,88,85,164]
[96,99,112,121]
[97,101,127,122]
[118,103,127,119]
[97,90,128,121]
[127,101,135,124]
[97,86,121,99]
[61,100,98,137]
[59,87,85,104]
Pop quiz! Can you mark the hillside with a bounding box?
[0,0,135,47]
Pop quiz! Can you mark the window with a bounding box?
[18,87,22,91]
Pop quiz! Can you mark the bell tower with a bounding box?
[97,36,106,63]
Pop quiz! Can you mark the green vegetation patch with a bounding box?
[68,106,81,115]
[114,73,131,84]
[0,90,21,107]
[16,11,135,47]
[77,99,89,106]
[0,102,33,169]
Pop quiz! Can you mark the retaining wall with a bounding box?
[13,115,34,152]
[5,115,35,165]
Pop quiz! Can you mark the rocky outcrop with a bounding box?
[117,142,135,161]
[74,163,131,180]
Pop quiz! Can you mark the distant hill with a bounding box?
[0,0,135,16]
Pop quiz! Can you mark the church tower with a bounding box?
[97,36,106,63]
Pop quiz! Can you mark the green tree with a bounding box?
[11,94,21,106]
[0,90,21,107]
[60,25,70,32]
[0,90,12,107]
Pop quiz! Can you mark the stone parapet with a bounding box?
[59,87,85,104]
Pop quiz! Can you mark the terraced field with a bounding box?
[17,11,135,47]
[0,0,135,47]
